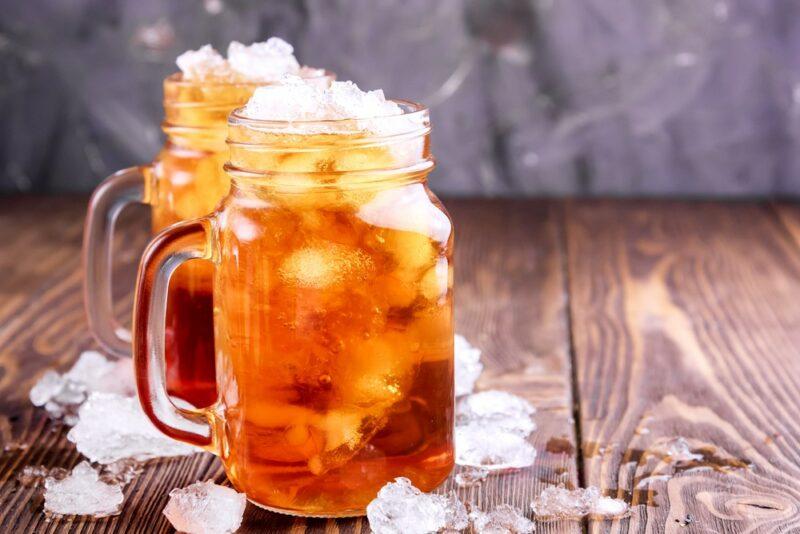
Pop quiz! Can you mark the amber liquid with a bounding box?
[150,76,264,407]
[213,127,455,515]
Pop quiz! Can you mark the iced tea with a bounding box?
[84,41,333,407]
[134,96,455,516]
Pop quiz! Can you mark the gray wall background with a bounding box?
[1,0,799,197]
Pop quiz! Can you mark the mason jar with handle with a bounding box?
[82,70,334,407]
[133,101,455,516]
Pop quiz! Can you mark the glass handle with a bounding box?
[82,166,150,357]
[133,217,216,448]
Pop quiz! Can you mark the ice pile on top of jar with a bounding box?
[236,74,425,141]
[176,37,324,82]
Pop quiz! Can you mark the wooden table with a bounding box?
[1,197,799,533]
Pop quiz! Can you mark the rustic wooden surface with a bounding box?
[0,197,799,533]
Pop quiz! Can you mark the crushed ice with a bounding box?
[456,423,537,471]
[240,76,405,133]
[177,38,322,82]
[366,477,468,534]
[659,437,704,463]
[43,461,124,518]
[454,466,490,487]
[470,504,535,534]
[454,334,483,397]
[68,392,200,464]
[29,350,135,425]
[164,481,246,534]
[457,389,536,437]
[530,485,628,519]
[455,389,537,471]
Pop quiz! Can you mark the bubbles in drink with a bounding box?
[163,481,246,534]
[43,462,124,518]
[366,477,468,534]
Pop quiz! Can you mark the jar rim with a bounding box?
[162,70,336,90]
[227,99,429,132]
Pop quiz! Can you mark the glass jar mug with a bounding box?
[82,71,333,407]
[133,104,455,516]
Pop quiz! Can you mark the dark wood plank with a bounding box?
[0,197,578,532]
[566,200,800,533]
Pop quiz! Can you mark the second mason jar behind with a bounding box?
[134,79,456,517]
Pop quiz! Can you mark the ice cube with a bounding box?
[163,481,246,534]
[67,393,200,464]
[366,477,468,534]
[454,466,490,487]
[17,465,68,488]
[176,44,231,80]
[530,485,628,519]
[455,423,536,471]
[98,459,145,486]
[457,390,536,437]
[29,351,136,424]
[470,504,535,534]
[278,243,373,289]
[227,38,301,81]
[659,437,704,463]
[43,461,124,518]
[453,335,484,397]
[357,185,453,245]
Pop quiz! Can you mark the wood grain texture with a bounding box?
[565,200,800,533]
[0,198,578,532]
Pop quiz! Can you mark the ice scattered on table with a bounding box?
[67,393,200,464]
[43,461,124,518]
[470,504,535,534]
[29,351,135,425]
[530,485,628,519]
[659,437,704,463]
[455,423,537,471]
[366,477,468,534]
[455,390,537,471]
[454,334,483,397]
[457,389,536,436]
[98,458,145,486]
[163,481,246,534]
[241,76,405,134]
[17,465,68,488]
[455,466,490,487]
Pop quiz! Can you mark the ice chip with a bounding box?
[163,481,246,534]
[30,350,136,425]
[457,390,536,437]
[43,461,124,518]
[358,185,453,246]
[279,243,372,288]
[18,465,68,488]
[454,466,490,487]
[531,485,628,519]
[470,504,535,534]
[67,393,200,464]
[227,38,301,81]
[453,334,484,397]
[366,477,468,534]
[455,423,536,471]
[660,437,704,463]
[241,76,404,134]
[176,44,230,80]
